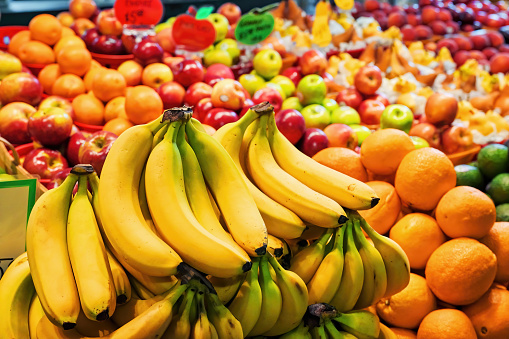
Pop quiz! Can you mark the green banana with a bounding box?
[333,310,381,339]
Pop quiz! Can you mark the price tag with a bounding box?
[172,14,216,52]
[335,0,354,11]
[114,0,164,26]
[196,6,214,20]
[312,1,332,47]
[235,12,275,45]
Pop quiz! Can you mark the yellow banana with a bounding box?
[29,295,45,339]
[378,323,398,339]
[267,111,379,210]
[324,318,357,339]
[98,117,182,277]
[213,104,306,240]
[75,311,117,337]
[145,120,251,277]
[68,174,116,321]
[0,252,35,338]
[129,276,155,300]
[163,285,197,339]
[191,289,218,339]
[330,221,364,312]
[26,173,80,329]
[206,274,245,305]
[263,255,308,336]
[307,225,346,304]
[279,320,312,339]
[105,249,131,305]
[204,289,243,338]
[289,229,333,284]
[248,113,347,228]
[228,258,263,335]
[267,234,285,259]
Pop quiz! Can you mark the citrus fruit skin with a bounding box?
[495,204,509,222]
[487,173,509,205]
[417,309,477,339]
[454,164,485,190]
[477,144,509,180]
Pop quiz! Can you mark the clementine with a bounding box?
[53,36,86,57]
[103,118,134,136]
[83,67,103,92]
[38,64,61,95]
[57,47,92,77]
[390,328,417,339]
[311,147,369,182]
[117,60,143,86]
[417,309,476,339]
[18,41,55,65]
[104,96,127,122]
[72,93,105,125]
[61,27,76,37]
[7,30,31,57]
[92,69,127,102]
[52,74,86,98]
[480,222,509,283]
[358,181,401,235]
[125,86,163,125]
[29,14,62,46]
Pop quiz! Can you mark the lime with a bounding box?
[496,203,509,221]
[468,161,478,167]
[477,144,509,179]
[455,164,485,190]
[486,173,509,205]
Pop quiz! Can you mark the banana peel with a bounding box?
[435,47,454,64]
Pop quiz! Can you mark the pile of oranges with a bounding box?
[313,128,509,339]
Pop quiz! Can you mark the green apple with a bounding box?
[215,38,240,63]
[330,106,361,125]
[296,75,327,106]
[380,104,414,134]
[410,136,430,149]
[0,51,22,80]
[253,49,283,80]
[270,75,296,98]
[350,124,372,145]
[0,173,16,181]
[322,98,339,112]
[239,73,265,96]
[264,82,286,100]
[207,13,230,42]
[282,97,304,111]
[301,104,330,129]
[203,49,232,67]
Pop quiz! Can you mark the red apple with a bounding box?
[95,8,122,36]
[460,8,476,24]
[365,93,390,106]
[298,128,329,157]
[388,12,408,27]
[485,14,505,28]
[23,148,68,179]
[409,122,441,149]
[46,167,73,190]
[299,50,328,76]
[476,10,489,24]
[193,97,214,122]
[469,50,487,61]
[66,131,89,166]
[252,87,283,113]
[358,100,386,125]
[90,35,124,55]
[275,109,306,145]
[445,21,460,34]
[172,59,205,88]
[281,67,303,87]
[27,107,73,147]
[490,53,509,74]
[483,47,499,60]
[452,36,473,50]
[39,96,75,120]
[217,2,242,25]
[407,14,422,26]
[438,9,453,21]
[364,0,380,12]
[81,27,100,50]
[132,39,164,65]
[70,18,96,36]
[441,125,474,154]
[470,34,491,50]
[425,92,458,127]
[336,87,363,110]
[487,31,505,48]
[238,98,254,118]
[415,25,433,40]
[323,124,358,150]
[78,131,117,176]
[210,79,245,111]
[157,81,186,109]
[454,50,471,66]
[0,102,36,144]
[202,108,238,130]
[184,82,213,107]
[354,65,382,96]
[0,73,42,106]
[436,39,459,55]
[422,6,439,24]
[401,25,416,41]
[430,20,448,35]
[204,63,235,86]
[499,44,509,53]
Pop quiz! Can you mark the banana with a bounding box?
[68,174,116,321]
[26,173,80,329]
[263,255,308,336]
[279,321,312,339]
[249,256,283,336]
[289,229,333,284]
[330,221,364,312]
[105,249,131,305]
[352,218,387,310]
[191,289,218,339]
[359,217,410,298]
[145,120,251,277]
[129,276,155,300]
[311,322,328,339]
[333,310,381,339]
[266,111,379,211]
[75,311,117,337]
[213,104,306,240]
[206,274,246,305]
[29,295,45,339]
[307,225,346,304]
[228,258,262,335]
[187,116,268,256]
[204,290,243,339]
[163,285,197,339]
[247,113,347,228]
[324,318,357,339]
[267,234,285,259]
[378,323,398,339]
[0,252,35,338]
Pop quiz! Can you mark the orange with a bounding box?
[92,69,127,102]
[390,328,417,339]
[376,273,436,329]
[53,36,86,57]
[104,96,127,122]
[117,60,143,86]
[462,287,509,339]
[390,213,446,270]
[395,148,456,212]
[360,128,415,176]
[425,238,497,305]
[480,222,509,283]
[417,309,476,339]
[29,14,62,46]
[125,85,163,125]
[61,27,76,37]
[18,41,55,64]
[72,93,105,125]
[7,30,31,57]
[38,64,61,95]
[90,59,102,69]
[57,47,92,77]
[358,181,401,235]
[311,147,368,182]
[83,67,103,92]
[435,186,496,239]
[103,118,134,136]
[52,74,86,98]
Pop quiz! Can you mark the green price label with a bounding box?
[235,12,275,45]
[196,6,214,20]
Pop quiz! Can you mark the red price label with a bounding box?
[114,0,164,25]
[172,14,216,52]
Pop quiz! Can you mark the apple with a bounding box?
[202,108,238,130]
[66,131,89,166]
[425,93,458,127]
[215,39,240,63]
[350,124,372,145]
[238,73,265,97]
[46,167,73,190]
[300,104,330,130]
[81,27,100,49]
[210,79,246,111]
[298,128,329,157]
[485,14,505,28]
[282,97,304,112]
[27,107,73,147]
[217,2,242,25]
[132,39,164,65]
[441,125,474,154]
[39,96,74,120]
[170,59,205,88]
[409,123,441,149]
[323,124,359,150]
[388,11,408,27]
[193,97,214,122]
[78,131,118,176]
[296,75,327,106]
[239,98,254,118]
[270,75,296,99]
[207,13,230,42]
[436,39,459,55]
[0,73,42,106]
[141,63,173,89]
[203,49,232,67]
[358,100,386,126]
[380,104,414,133]
[322,98,339,113]
[410,136,430,149]
[483,47,498,60]
[299,50,328,76]
[486,31,505,48]
[0,51,22,80]
[281,67,302,87]
[70,18,96,37]
[275,109,306,145]
[253,49,283,80]
[95,8,122,36]
[354,65,382,96]
[490,53,509,74]
[23,148,69,179]
[336,87,363,110]
[330,106,361,125]
[365,0,380,11]
[263,82,286,100]
[184,82,213,107]
[415,25,433,40]
[0,102,36,144]
[453,50,471,66]
[365,93,390,107]
[204,63,235,87]
[157,81,186,109]
[91,35,124,55]
[252,87,283,113]
[69,0,97,19]
[407,14,422,26]
[401,25,416,41]
[470,34,491,50]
